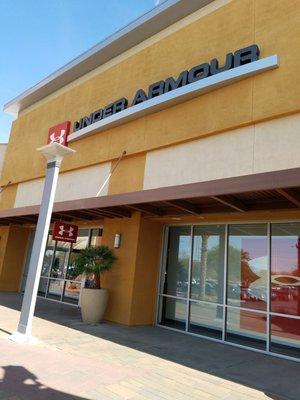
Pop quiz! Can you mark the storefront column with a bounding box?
[101,213,163,325]
[11,143,75,342]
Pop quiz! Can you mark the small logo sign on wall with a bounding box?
[48,121,71,146]
[53,221,78,243]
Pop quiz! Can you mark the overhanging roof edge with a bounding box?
[0,167,299,220]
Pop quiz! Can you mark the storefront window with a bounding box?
[38,277,48,297]
[66,229,90,280]
[63,281,81,304]
[90,228,102,246]
[159,297,186,330]
[189,302,223,339]
[161,226,191,298]
[270,315,300,358]
[35,227,102,305]
[226,308,266,350]
[158,222,300,361]
[271,223,300,316]
[50,242,70,279]
[227,224,268,311]
[47,279,64,301]
[191,225,225,303]
[41,234,56,277]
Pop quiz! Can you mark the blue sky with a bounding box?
[0,0,159,143]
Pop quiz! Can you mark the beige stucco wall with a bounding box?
[14,162,111,207]
[143,113,300,189]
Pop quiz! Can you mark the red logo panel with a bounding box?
[53,221,78,243]
[48,121,71,146]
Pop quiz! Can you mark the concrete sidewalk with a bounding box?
[0,293,299,400]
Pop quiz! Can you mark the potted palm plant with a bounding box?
[74,245,117,324]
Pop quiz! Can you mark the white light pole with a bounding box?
[11,142,75,343]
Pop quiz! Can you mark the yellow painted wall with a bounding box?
[130,219,163,325]
[108,154,146,195]
[0,185,17,211]
[1,0,300,194]
[0,226,10,277]
[0,226,31,291]
[100,213,163,326]
[100,212,141,325]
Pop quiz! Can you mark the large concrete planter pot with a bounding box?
[80,288,108,324]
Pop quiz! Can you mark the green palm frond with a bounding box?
[74,245,117,277]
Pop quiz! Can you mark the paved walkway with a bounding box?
[0,293,299,400]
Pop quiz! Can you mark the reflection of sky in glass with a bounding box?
[177,231,300,274]
[229,236,268,286]
[272,236,300,275]
[249,256,268,272]
[178,236,190,259]
[229,236,267,259]
[178,235,220,259]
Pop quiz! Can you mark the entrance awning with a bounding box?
[0,167,299,225]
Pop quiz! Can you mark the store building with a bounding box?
[0,0,300,360]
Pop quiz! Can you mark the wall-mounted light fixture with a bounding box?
[114,233,121,249]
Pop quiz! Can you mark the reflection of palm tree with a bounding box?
[199,234,209,298]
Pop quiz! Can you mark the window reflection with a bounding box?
[271,315,300,358]
[159,297,186,330]
[41,235,55,277]
[162,226,191,298]
[227,224,268,311]
[90,228,102,246]
[63,281,81,304]
[66,229,90,280]
[271,223,300,316]
[38,277,48,297]
[189,302,223,339]
[191,225,225,303]
[38,227,102,306]
[226,308,266,349]
[50,242,70,279]
[47,279,64,301]
[157,222,300,359]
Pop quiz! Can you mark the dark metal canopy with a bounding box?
[0,167,299,225]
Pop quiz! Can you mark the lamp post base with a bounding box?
[9,331,38,345]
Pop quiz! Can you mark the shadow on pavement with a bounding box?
[0,365,88,400]
[0,292,299,400]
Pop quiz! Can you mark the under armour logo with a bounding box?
[58,225,74,237]
[53,221,78,243]
[48,121,71,146]
[49,129,66,145]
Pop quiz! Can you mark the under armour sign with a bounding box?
[48,121,71,146]
[53,221,78,243]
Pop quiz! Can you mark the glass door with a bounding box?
[159,226,191,330]
[47,241,71,301]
